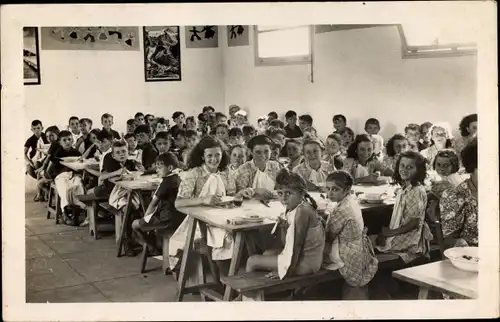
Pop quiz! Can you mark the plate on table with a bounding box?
[61,156,81,162]
[241,214,264,223]
[444,247,479,273]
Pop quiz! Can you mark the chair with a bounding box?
[140,227,174,274]
[46,182,62,224]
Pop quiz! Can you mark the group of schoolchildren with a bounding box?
[25,104,478,300]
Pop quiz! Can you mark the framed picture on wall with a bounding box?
[143,26,181,82]
[23,27,41,85]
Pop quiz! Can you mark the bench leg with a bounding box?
[46,185,54,219]
[115,212,123,244]
[198,256,207,301]
[88,201,100,240]
[140,245,148,274]
[162,235,172,275]
[198,222,220,285]
[418,287,429,300]
[116,192,133,257]
[55,192,62,225]
[241,290,265,301]
[223,232,245,301]
[176,217,197,302]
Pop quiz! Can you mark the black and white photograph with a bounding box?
[1,2,498,322]
[143,26,181,82]
[23,27,41,85]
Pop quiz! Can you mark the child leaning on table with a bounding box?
[245,169,325,281]
[132,152,184,256]
[323,171,378,300]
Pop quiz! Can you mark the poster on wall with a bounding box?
[185,26,218,48]
[23,27,41,85]
[41,27,140,51]
[227,25,249,47]
[143,26,181,82]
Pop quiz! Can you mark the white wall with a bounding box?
[221,25,477,140]
[24,27,225,136]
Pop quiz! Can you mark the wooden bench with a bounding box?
[99,202,121,242]
[46,182,62,224]
[140,228,175,274]
[76,194,111,240]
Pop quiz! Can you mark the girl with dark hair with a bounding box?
[245,169,325,281]
[440,137,478,247]
[375,151,433,265]
[323,171,378,300]
[342,134,387,184]
[293,139,335,191]
[381,134,409,176]
[428,149,464,199]
[455,113,478,157]
[235,135,283,200]
[420,122,455,166]
[284,138,304,171]
[168,136,236,272]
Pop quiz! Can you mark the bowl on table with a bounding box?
[444,247,479,272]
[360,192,388,204]
[61,156,81,162]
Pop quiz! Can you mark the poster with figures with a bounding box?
[143,26,181,82]
[41,27,140,51]
[227,25,249,47]
[23,27,41,85]
[185,26,219,48]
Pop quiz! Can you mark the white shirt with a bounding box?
[99,148,112,172]
[128,149,143,165]
[72,132,82,148]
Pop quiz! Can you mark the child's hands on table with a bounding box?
[254,188,274,200]
[203,195,223,207]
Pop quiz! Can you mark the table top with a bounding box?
[60,159,99,172]
[392,260,478,299]
[179,199,285,233]
[110,173,161,191]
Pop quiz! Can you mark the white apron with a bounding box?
[376,187,405,252]
[32,136,47,163]
[307,162,328,187]
[277,205,299,279]
[168,171,228,269]
[108,185,141,211]
[354,163,370,178]
[252,162,276,191]
[54,171,85,209]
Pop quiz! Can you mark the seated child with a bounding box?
[215,112,228,125]
[245,169,325,280]
[323,171,378,300]
[25,119,49,179]
[284,139,304,171]
[181,129,199,166]
[267,111,278,122]
[419,122,433,151]
[332,114,347,134]
[170,111,186,135]
[404,123,421,152]
[215,123,230,145]
[81,128,101,160]
[257,116,269,135]
[68,116,82,147]
[269,119,285,130]
[298,114,313,133]
[374,151,433,265]
[364,118,384,157]
[34,126,60,202]
[132,152,184,256]
[101,113,121,141]
[127,119,136,134]
[381,134,409,177]
[228,127,245,146]
[172,129,187,164]
[268,128,287,155]
[154,117,169,138]
[75,118,93,154]
[270,143,281,162]
[428,149,463,199]
[342,134,388,184]
[228,144,247,174]
[293,139,335,191]
[420,122,455,166]
[135,124,159,172]
[185,116,197,131]
[124,133,143,166]
[95,131,113,172]
[323,133,344,170]
[154,131,172,155]
[144,113,154,125]
[46,130,85,226]
[284,110,303,139]
[235,135,283,200]
[134,112,146,125]
[242,125,256,144]
[341,127,355,155]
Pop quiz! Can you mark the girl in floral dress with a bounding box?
[293,139,335,191]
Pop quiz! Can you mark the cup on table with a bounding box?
[233,195,243,207]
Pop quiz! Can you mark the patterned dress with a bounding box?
[381,155,397,175]
[324,195,378,287]
[342,157,384,179]
[234,160,282,192]
[177,165,236,198]
[293,160,335,187]
[439,180,478,246]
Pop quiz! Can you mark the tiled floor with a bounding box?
[25,177,200,303]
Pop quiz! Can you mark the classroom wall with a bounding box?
[221,25,477,140]
[24,27,225,137]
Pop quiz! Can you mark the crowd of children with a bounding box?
[25,106,478,299]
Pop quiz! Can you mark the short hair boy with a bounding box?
[298,114,313,131]
[101,113,121,141]
[25,120,49,178]
[134,124,158,171]
[284,110,303,139]
[333,114,347,134]
[135,112,145,125]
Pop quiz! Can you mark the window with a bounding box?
[397,23,477,58]
[254,25,312,66]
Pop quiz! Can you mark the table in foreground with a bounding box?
[392,260,478,299]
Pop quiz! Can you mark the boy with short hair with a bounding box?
[132,152,183,256]
[75,118,93,154]
[127,119,137,134]
[95,130,114,172]
[134,124,158,171]
[267,111,278,122]
[172,129,187,162]
[404,123,421,152]
[298,114,313,132]
[101,113,121,141]
[68,116,82,146]
[269,119,285,130]
[154,131,172,155]
[46,130,85,226]
[170,111,186,136]
[215,112,228,125]
[270,143,281,161]
[154,117,169,137]
[419,122,433,151]
[124,133,143,165]
[333,114,347,134]
[364,118,384,157]
[284,110,303,138]
[228,127,244,146]
[182,130,199,165]
[242,125,256,144]
[185,116,197,131]
[135,112,145,125]
[25,120,49,178]
[145,114,154,124]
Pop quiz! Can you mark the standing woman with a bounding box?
[454,113,478,158]
[168,136,236,274]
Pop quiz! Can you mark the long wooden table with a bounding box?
[392,260,478,299]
